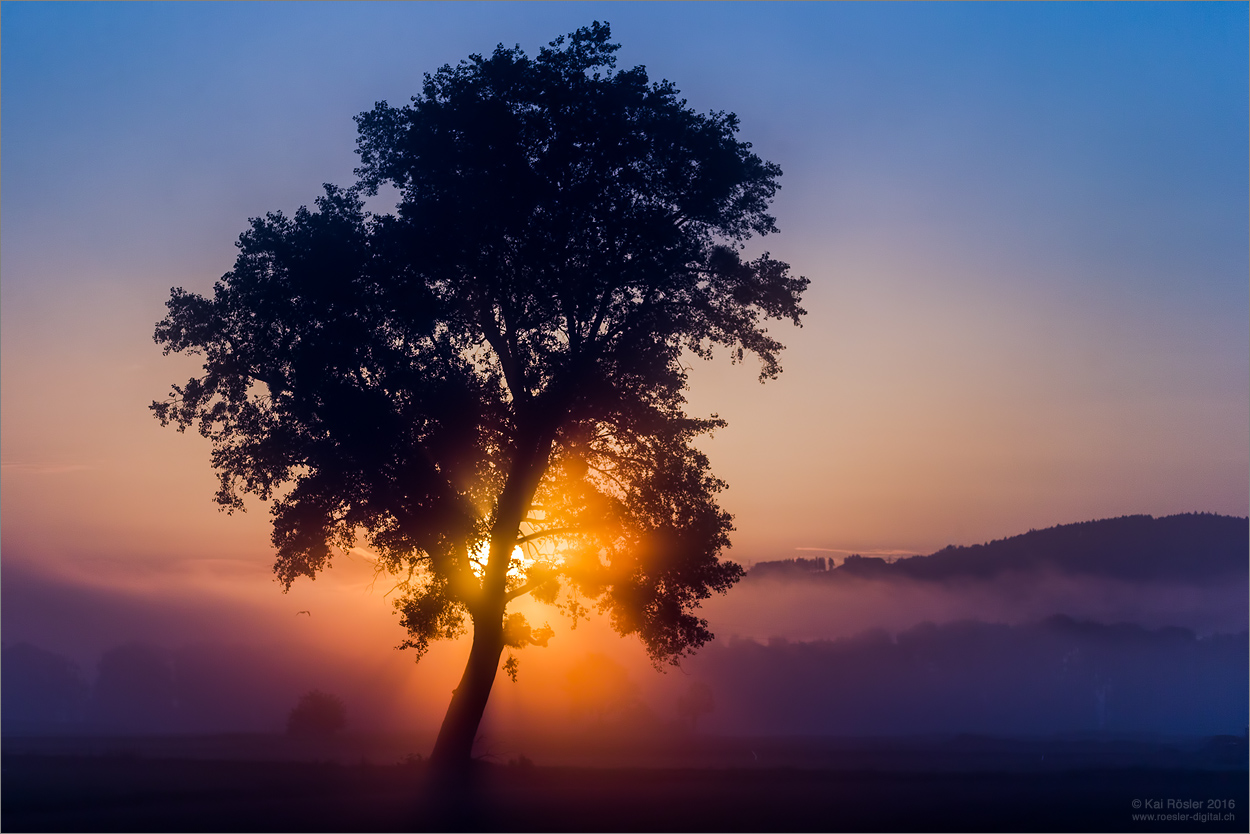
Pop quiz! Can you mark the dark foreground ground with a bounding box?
[4,736,1246,832]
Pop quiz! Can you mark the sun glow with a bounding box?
[348,547,379,562]
[468,538,533,581]
[347,528,560,586]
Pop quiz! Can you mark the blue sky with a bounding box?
[3,2,1247,577]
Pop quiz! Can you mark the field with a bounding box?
[4,735,1245,832]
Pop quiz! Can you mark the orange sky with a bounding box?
[2,5,1246,695]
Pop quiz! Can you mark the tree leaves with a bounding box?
[154,22,805,667]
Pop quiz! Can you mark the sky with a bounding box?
[2,3,1247,730]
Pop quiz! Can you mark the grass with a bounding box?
[3,749,1246,832]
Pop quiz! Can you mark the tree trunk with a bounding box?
[429,605,505,774]
[427,421,557,777]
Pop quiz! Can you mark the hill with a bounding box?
[749,513,1248,584]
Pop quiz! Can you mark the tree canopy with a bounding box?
[153,22,806,768]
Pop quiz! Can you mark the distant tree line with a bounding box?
[9,614,1244,739]
[1,643,89,731]
[749,556,831,578]
[1,642,348,736]
[688,616,1248,737]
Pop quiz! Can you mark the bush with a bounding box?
[286,690,346,737]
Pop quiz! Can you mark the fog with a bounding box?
[700,571,1249,642]
[4,552,1245,742]
[684,620,1248,737]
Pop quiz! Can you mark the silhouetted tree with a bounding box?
[287,689,347,737]
[152,22,806,773]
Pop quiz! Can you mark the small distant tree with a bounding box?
[153,22,806,775]
[287,689,347,737]
[676,680,715,732]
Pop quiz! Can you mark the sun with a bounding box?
[467,537,536,581]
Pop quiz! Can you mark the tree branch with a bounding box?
[478,305,528,403]
[515,526,585,546]
[504,573,561,603]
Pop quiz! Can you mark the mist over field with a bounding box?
[3,6,1247,831]
[687,620,1248,738]
[6,515,1246,745]
[702,571,1248,642]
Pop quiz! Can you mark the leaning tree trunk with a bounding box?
[428,423,557,776]
[428,604,506,775]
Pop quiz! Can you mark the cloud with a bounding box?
[794,547,921,556]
